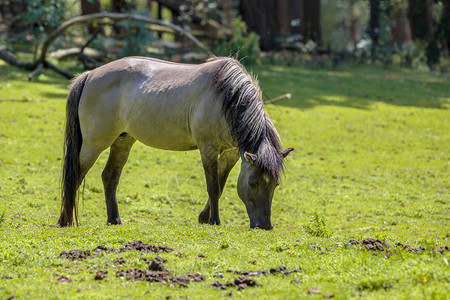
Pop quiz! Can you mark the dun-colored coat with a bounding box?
[59,56,293,229]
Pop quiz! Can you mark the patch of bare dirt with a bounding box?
[307,288,335,298]
[59,250,91,260]
[60,241,174,261]
[396,243,426,253]
[113,257,126,265]
[212,275,259,291]
[149,256,166,271]
[94,271,108,280]
[57,275,72,284]
[225,266,301,277]
[270,265,302,276]
[362,238,385,251]
[116,268,204,288]
[120,240,174,253]
[437,246,450,254]
[115,255,204,287]
[342,238,444,255]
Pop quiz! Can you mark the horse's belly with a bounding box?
[126,123,197,151]
[136,134,198,151]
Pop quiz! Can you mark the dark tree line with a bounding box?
[0,0,449,70]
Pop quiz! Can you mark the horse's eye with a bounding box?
[249,181,258,188]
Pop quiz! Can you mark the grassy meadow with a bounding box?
[0,60,449,299]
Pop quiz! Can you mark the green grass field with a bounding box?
[0,60,449,299]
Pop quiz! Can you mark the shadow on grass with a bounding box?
[41,91,69,99]
[2,61,449,109]
[0,63,69,88]
[256,64,450,110]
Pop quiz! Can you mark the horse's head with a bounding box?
[237,148,294,230]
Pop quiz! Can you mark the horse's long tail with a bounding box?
[58,71,90,227]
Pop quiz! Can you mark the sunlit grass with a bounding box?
[0,60,449,298]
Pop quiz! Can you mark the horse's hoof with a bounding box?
[198,211,210,224]
[209,219,221,226]
[107,218,122,225]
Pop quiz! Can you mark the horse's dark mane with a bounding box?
[210,57,284,180]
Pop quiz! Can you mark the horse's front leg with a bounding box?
[199,145,221,225]
[199,148,239,224]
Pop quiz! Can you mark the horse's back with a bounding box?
[77,57,228,151]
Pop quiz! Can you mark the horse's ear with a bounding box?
[282,148,294,158]
[244,152,257,165]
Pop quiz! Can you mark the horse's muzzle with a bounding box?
[251,219,273,230]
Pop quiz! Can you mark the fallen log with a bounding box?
[0,47,37,70]
[1,13,212,80]
[39,12,212,67]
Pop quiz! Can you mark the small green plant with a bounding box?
[215,17,260,67]
[303,214,333,237]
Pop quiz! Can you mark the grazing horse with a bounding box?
[58,56,293,229]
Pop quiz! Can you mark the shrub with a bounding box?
[215,17,260,67]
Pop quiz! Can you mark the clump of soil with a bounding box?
[60,241,174,261]
[212,275,259,291]
[397,243,426,253]
[93,245,109,253]
[57,241,206,287]
[57,275,72,284]
[362,238,385,251]
[437,246,450,254]
[116,268,169,283]
[270,265,302,276]
[116,268,204,287]
[94,271,108,280]
[171,272,205,288]
[349,238,434,254]
[307,288,335,298]
[113,258,126,265]
[120,240,173,253]
[227,266,301,277]
[234,275,258,289]
[116,254,204,287]
[59,250,91,260]
[229,270,267,276]
[149,256,166,271]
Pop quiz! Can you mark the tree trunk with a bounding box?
[277,0,290,42]
[368,0,380,47]
[111,0,130,13]
[391,6,411,44]
[81,0,101,15]
[407,0,433,40]
[441,0,450,54]
[290,0,302,36]
[81,0,102,33]
[408,0,438,70]
[240,0,279,50]
[221,0,233,28]
[349,0,361,48]
[302,0,322,46]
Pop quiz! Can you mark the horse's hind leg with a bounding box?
[102,133,136,224]
[59,142,104,227]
